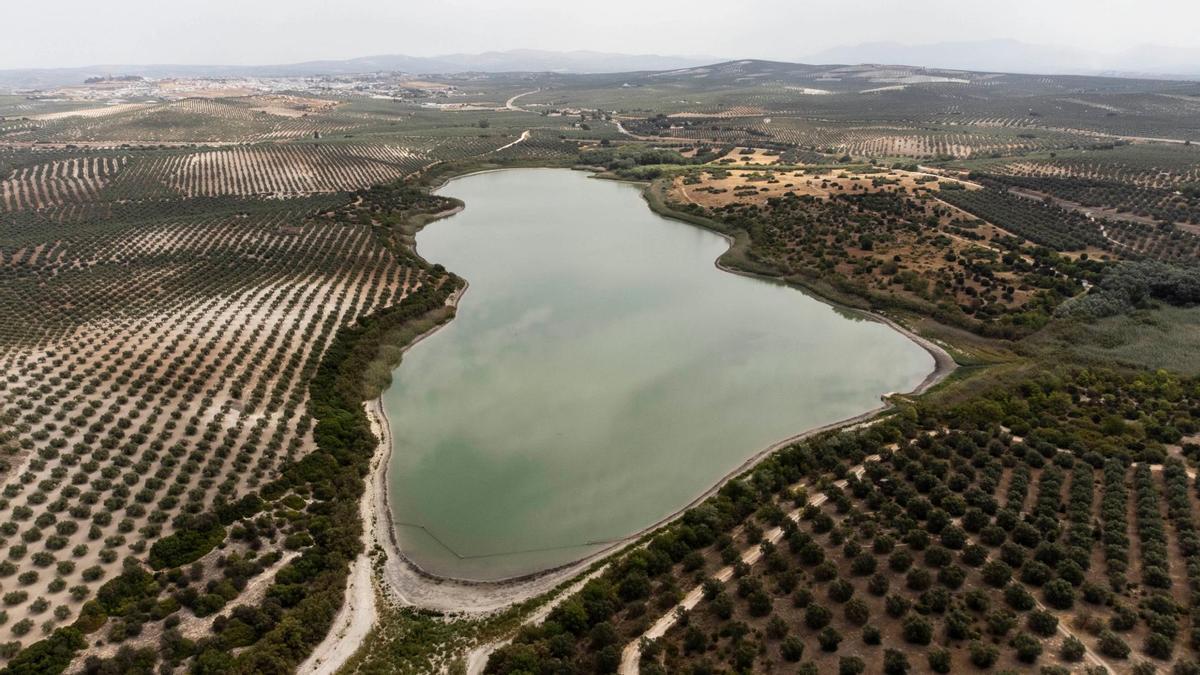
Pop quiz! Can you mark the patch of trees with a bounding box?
[580,145,694,173]
[938,186,1110,252]
[690,183,1097,339]
[977,172,1200,226]
[147,513,226,570]
[1059,260,1200,319]
[0,628,86,675]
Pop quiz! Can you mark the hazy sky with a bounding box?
[4,0,1197,69]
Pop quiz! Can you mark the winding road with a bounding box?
[505,89,539,112]
[491,129,531,153]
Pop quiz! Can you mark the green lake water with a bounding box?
[384,168,934,580]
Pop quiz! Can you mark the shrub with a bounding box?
[844,598,869,626]
[885,594,910,618]
[1061,636,1086,662]
[1098,630,1131,659]
[981,560,1012,587]
[1004,582,1035,611]
[970,641,1000,668]
[839,656,866,675]
[867,573,889,596]
[1043,579,1075,609]
[902,615,932,645]
[1012,631,1043,663]
[805,603,831,629]
[781,636,804,662]
[818,626,842,652]
[888,549,913,572]
[1027,609,1059,636]
[928,648,951,673]
[148,513,225,570]
[828,579,854,603]
[883,648,910,674]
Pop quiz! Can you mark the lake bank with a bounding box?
[383,168,943,581]
[308,168,954,675]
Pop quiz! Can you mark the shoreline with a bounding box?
[372,168,956,591]
[306,166,959,672]
[708,233,956,396]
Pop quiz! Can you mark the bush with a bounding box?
[1061,636,1086,662]
[1042,579,1075,609]
[818,626,842,652]
[1004,582,1035,611]
[928,648,951,673]
[1145,631,1174,660]
[1,627,86,674]
[781,636,804,662]
[828,579,854,603]
[885,594,910,618]
[844,598,869,626]
[902,615,932,645]
[805,603,831,629]
[883,649,910,674]
[981,560,1012,587]
[970,641,1000,668]
[1012,631,1043,663]
[1099,630,1131,659]
[1027,609,1059,637]
[839,656,866,675]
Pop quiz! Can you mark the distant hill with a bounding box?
[807,39,1200,80]
[4,44,1196,91]
[0,50,720,89]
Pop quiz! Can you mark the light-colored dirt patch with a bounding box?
[31,103,152,121]
[672,167,974,210]
[713,147,782,165]
[248,95,339,117]
[397,80,453,90]
[784,86,833,95]
[667,106,767,119]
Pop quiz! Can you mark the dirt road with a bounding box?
[491,130,530,153]
[616,462,876,674]
[505,90,539,112]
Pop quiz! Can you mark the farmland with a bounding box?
[0,59,1198,675]
[487,368,1200,675]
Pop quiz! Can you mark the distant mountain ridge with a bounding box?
[806,39,1200,80]
[0,50,719,89]
[2,43,1197,91]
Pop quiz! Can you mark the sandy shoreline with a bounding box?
[378,172,955,590]
[304,168,959,672]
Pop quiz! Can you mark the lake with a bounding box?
[384,168,934,581]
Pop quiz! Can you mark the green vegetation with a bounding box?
[486,366,1200,673]
[1,61,1199,673]
[656,180,1104,338]
[147,515,225,570]
[1058,261,1200,318]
